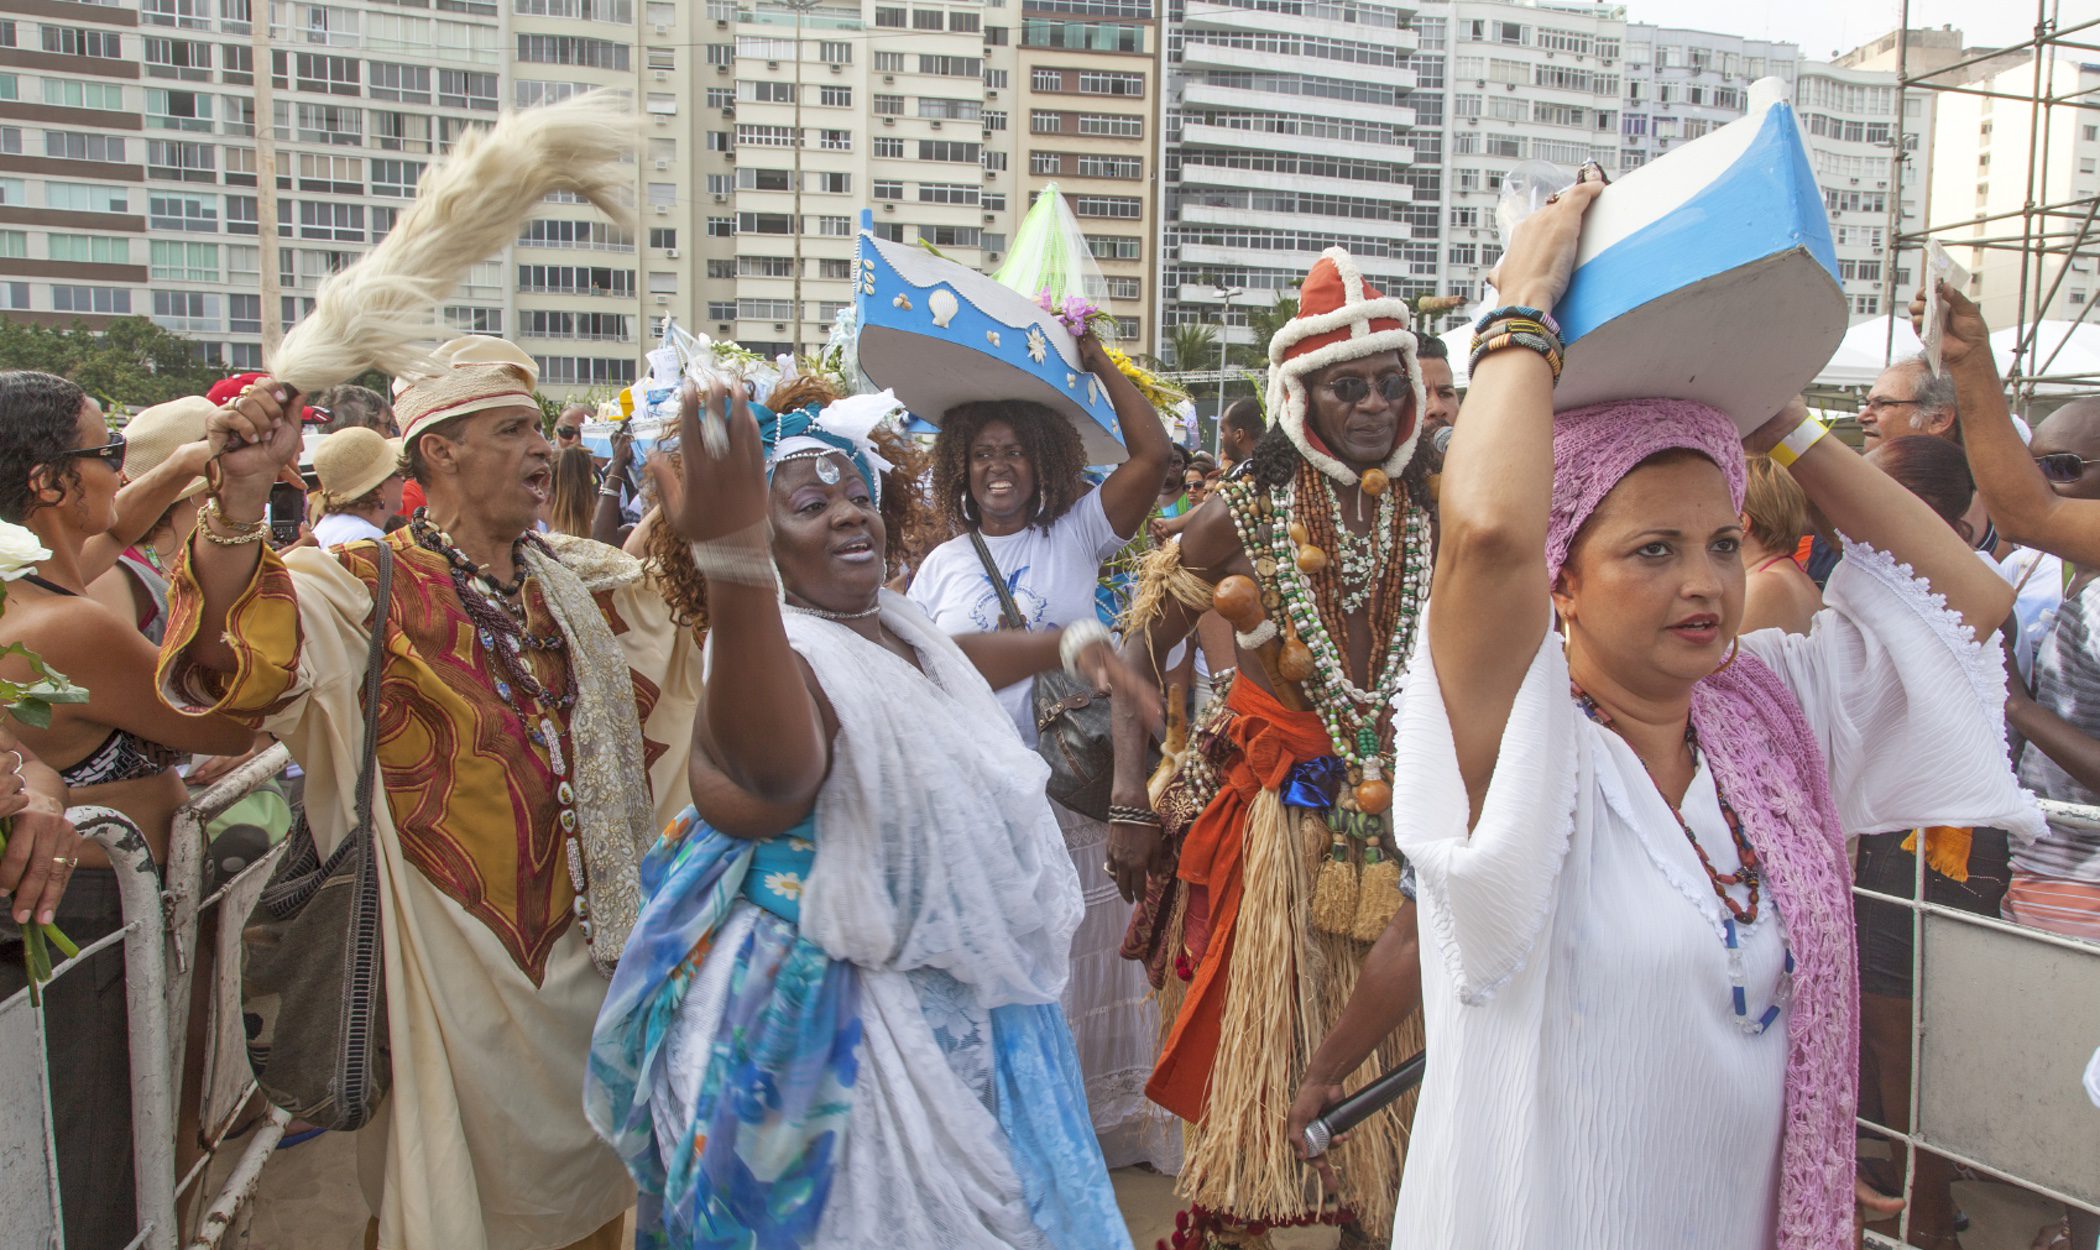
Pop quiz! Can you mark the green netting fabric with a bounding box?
[991,183,1109,308]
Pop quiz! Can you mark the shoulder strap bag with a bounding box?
[241,540,394,1132]
[968,529,1116,821]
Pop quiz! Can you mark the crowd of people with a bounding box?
[2,178,2098,1250]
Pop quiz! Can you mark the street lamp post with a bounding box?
[1213,282,1243,451]
[784,0,820,359]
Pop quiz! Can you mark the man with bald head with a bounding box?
[1859,354,1960,449]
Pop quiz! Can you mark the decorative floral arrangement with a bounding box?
[0,520,86,1003]
[1035,289,1117,340]
[1104,344,1190,413]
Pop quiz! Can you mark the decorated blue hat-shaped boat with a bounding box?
[852,216,1128,465]
[1551,78,1846,430]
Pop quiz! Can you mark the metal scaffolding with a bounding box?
[1887,0,2100,412]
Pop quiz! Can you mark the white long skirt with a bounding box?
[1053,800,1183,1173]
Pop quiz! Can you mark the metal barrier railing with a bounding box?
[0,746,292,1250]
[1857,796,2100,1249]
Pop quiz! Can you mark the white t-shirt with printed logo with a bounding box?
[909,487,1128,745]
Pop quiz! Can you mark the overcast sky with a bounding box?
[1618,0,2090,63]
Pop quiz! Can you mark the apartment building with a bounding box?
[0,0,701,394]
[1795,58,1931,319]
[1929,52,2100,327]
[1005,0,1159,344]
[1619,24,1793,172]
[1154,0,1423,353]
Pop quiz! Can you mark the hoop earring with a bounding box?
[959,491,980,527]
[1714,635,1741,672]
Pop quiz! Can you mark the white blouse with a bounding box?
[1389,542,2043,1250]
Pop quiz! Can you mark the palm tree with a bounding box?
[1239,293,1300,365]
[1168,322,1219,372]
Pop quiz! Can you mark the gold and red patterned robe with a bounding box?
[158,530,702,1250]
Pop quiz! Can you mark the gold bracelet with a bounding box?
[198,498,269,547]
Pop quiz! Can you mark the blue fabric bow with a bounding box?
[1281,756,1346,810]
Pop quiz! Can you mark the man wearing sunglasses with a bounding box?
[1107,246,1431,1248]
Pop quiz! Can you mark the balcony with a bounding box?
[1180,38,1417,91]
[1179,121,1412,166]
[1181,2,1417,51]
[1182,80,1414,129]
[1176,160,1412,203]
[1179,201,1412,242]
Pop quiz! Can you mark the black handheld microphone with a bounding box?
[1299,1051,1427,1158]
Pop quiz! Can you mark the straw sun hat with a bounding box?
[311,427,402,509]
[120,396,216,500]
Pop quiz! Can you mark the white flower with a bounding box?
[0,521,51,581]
[1026,326,1047,364]
[762,870,804,901]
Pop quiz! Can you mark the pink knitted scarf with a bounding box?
[1550,399,1858,1250]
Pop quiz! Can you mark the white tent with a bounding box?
[1991,320,2100,392]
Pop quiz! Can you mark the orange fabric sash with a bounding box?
[1147,676,1332,1122]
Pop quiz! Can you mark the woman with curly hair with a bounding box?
[905,332,1179,1172]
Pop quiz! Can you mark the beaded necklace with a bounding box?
[408,514,599,948]
[1572,684,1793,1035]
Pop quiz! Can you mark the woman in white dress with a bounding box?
[906,331,1182,1172]
[1290,180,2042,1248]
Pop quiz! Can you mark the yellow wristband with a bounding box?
[1768,415,1829,469]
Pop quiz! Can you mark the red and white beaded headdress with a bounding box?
[1265,246,1426,488]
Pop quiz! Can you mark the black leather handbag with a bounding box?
[241,540,393,1132]
[968,530,1116,821]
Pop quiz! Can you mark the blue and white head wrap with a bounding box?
[759,390,901,505]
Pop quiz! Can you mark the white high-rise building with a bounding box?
[0,0,699,397]
[1155,0,1425,355]
[1796,59,1932,320]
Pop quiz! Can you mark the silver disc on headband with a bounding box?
[815,456,841,484]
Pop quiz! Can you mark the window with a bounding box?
[874,94,904,115]
[144,88,212,130]
[1031,151,1061,174]
[517,34,630,69]
[813,171,851,193]
[43,79,125,110]
[919,97,979,120]
[294,102,361,145]
[514,0,633,18]
[53,286,132,315]
[981,149,1007,171]
[295,151,360,191]
[371,159,423,197]
[707,43,733,66]
[650,228,678,249]
[740,81,796,104]
[912,7,943,29]
[1104,276,1140,300]
[48,181,127,213]
[46,132,127,164]
[369,62,431,102]
[918,182,978,205]
[1076,114,1140,138]
[1077,70,1143,96]
[875,6,905,26]
[874,51,905,72]
[298,201,365,241]
[737,211,793,234]
[817,129,851,151]
[371,110,432,153]
[984,68,1008,89]
[984,23,1006,43]
[950,10,978,31]
[1077,154,1140,179]
[519,218,630,250]
[918,55,981,77]
[738,167,792,191]
[0,231,17,260]
[707,217,734,237]
[438,69,498,111]
[151,239,220,281]
[740,297,794,320]
[514,265,635,296]
[817,41,851,64]
[815,215,853,236]
[1070,194,1141,219]
[521,311,632,341]
[917,140,979,163]
[147,139,216,180]
[0,179,22,207]
[921,225,979,248]
[1084,234,1139,261]
[873,136,904,158]
[1031,111,1063,133]
[49,233,131,265]
[41,28,123,58]
[142,0,212,28]
[738,255,794,276]
[1022,19,1142,51]
[819,257,853,279]
[736,124,797,148]
[707,301,737,321]
[819,85,852,107]
[983,109,1006,131]
[229,293,261,333]
[1032,68,1062,92]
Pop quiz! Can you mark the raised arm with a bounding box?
[181,384,307,675]
[591,431,635,547]
[1084,332,1176,538]
[1746,394,2012,639]
[654,383,829,818]
[1430,181,1599,816]
[1917,282,2100,566]
[80,439,214,583]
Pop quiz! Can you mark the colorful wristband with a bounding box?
[1768,415,1829,468]
[1475,304,1561,337]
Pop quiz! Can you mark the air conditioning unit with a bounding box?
[655,204,669,214]
[930,120,942,129]
[715,17,727,26]
[653,22,670,34]
[830,63,842,74]
[767,59,779,69]
[653,114,669,125]
[654,70,670,81]
[882,74,895,84]
[666,247,680,257]
[773,322,786,331]
[655,159,671,169]
[988,88,998,98]
[654,294,670,304]
[883,203,895,212]
[716,64,729,74]
[882,116,895,126]
[713,192,727,202]
[983,212,994,222]
[721,105,734,116]
[988,251,1000,262]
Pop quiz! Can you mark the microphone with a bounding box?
[1299,1051,1427,1158]
[1431,424,1455,458]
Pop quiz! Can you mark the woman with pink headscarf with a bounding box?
[1296,183,2042,1247]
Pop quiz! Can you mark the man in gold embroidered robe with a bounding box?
[158,341,702,1250]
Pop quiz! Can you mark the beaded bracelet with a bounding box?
[1059,619,1111,681]
[1234,618,1278,650]
[1469,330,1565,383]
[198,498,269,547]
[1106,803,1163,827]
[1475,316,1557,345]
[1475,304,1561,337]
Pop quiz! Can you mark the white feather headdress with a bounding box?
[267,90,639,395]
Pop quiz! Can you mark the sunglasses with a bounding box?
[556,426,580,441]
[59,429,127,471]
[2036,451,2100,484]
[1320,373,1410,405]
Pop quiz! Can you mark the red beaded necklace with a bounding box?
[1571,684,1763,925]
